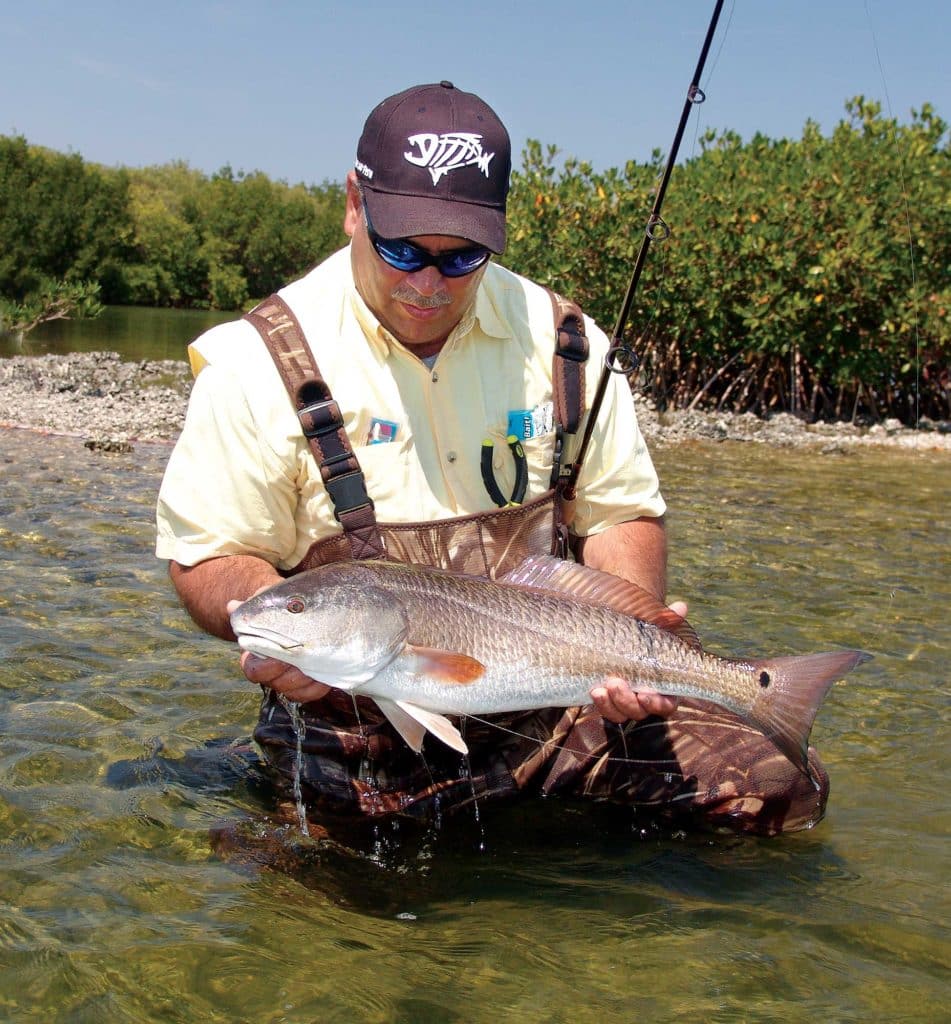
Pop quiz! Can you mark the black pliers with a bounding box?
[480,435,529,507]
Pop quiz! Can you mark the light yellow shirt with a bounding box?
[155,247,665,570]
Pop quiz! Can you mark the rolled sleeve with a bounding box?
[155,364,299,566]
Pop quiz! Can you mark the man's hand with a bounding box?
[589,599,688,724]
[238,651,332,703]
[589,680,678,724]
[226,598,331,704]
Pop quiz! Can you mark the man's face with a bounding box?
[343,174,488,354]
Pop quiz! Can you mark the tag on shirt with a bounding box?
[366,417,399,445]
[507,402,553,440]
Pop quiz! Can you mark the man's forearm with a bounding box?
[169,554,283,641]
[572,515,669,601]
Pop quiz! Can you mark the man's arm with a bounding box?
[169,556,332,703]
[170,555,282,641]
[573,515,681,724]
[572,514,669,601]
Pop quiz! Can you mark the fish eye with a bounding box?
[285,597,306,614]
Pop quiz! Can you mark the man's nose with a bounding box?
[405,265,446,294]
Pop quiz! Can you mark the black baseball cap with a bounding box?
[355,81,511,253]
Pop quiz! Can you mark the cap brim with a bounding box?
[363,188,506,254]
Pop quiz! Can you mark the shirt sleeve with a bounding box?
[566,321,666,536]
[155,361,301,566]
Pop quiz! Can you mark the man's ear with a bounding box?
[343,170,361,237]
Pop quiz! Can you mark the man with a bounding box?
[157,82,828,834]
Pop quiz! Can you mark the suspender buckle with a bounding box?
[549,425,565,489]
[298,398,343,439]
[324,471,375,521]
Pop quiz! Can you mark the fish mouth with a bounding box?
[233,625,305,654]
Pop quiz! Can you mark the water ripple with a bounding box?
[0,428,948,1022]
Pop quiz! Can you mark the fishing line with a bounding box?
[642,0,737,410]
[564,0,727,491]
[458,711,683,769]
[687,0,735,158]
[863,0,923,427]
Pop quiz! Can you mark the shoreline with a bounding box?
[1,350,948,453]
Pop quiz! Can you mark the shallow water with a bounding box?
[0,427,948,1023]
[0,306,234,362]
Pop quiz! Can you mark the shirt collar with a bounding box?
[470,269,509,340]
[345,256,509,360]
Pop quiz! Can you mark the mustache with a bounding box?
[391,284,452,309]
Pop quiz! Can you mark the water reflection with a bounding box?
[0,426,948,1022]
[0,306,235,362]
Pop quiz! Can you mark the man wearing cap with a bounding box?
[156,82,829,836]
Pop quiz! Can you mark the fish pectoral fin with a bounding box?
[405,646,485,685]
[376,697,469,756]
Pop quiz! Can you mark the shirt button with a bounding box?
[447,451,457,463]
[431,371,439,382]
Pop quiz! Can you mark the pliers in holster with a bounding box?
[480,434,529,507]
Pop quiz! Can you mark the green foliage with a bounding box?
[0,278,103,338]
[0,99,947,423]
[123,161,207,306]
[0,137,348,315]
[188,167,347,308]
[505,140,660,328]
[505,99,949,422]
[0,135,134,305]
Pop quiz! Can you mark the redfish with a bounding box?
[229,556,870,774]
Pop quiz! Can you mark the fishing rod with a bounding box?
[563,0,725,497]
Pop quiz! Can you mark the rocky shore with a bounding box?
[0,350,948,453]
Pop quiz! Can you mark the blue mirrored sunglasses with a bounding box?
[361,197,491,278]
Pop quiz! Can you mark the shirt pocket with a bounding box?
[294,435,416,529]
[350,438,416,514]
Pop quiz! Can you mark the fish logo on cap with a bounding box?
[403,132,495,186]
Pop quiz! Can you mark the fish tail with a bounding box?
[746,650,872,776]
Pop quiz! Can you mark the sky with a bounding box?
[2,1,947,187]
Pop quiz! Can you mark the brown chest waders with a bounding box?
[241,292,830,836]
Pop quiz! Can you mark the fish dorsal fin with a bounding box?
[499,554,702,651]
[405,646,485,684]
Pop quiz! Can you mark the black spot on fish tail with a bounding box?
[747,650,872,774]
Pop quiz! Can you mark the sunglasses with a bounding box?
[361,197,491,278]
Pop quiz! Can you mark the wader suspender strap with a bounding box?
[243,294,386,561]
[548,291,588,489]
[244,288,588,557]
